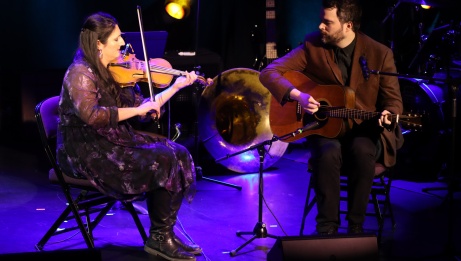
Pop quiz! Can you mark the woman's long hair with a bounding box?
[76,12,131,107]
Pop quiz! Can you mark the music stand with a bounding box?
[122,31,168,60]
[219,122,319,257]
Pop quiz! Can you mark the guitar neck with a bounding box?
[326,107,398,122]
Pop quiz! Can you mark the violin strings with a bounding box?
[149,64,184,76]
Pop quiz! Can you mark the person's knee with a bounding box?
[350,137,376,158]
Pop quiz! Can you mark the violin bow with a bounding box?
[136,5,155,103]
[136,5,161,127]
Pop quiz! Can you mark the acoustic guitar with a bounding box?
[269,71,422,142]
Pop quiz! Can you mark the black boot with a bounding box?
[144,189,195,261]
[144,228,195,261]
[170,192,202,255]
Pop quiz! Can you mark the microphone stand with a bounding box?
[221,122,319,257]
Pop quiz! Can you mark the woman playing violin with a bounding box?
[57,12,201,260]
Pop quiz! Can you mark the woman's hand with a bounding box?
[138,100,161,118]
[171,71,198,91]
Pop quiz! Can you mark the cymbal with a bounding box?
[402,0,459,7]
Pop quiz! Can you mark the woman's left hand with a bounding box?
[172,71,198,90]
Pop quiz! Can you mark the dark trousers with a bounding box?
[307,125,379,233]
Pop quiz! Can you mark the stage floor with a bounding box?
[0,137,460,261]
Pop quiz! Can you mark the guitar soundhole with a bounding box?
[312,102,329,122]
[302,107,328,127]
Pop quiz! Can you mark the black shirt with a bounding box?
[334,36,357,85]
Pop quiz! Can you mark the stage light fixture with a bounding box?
[165,0,191,19]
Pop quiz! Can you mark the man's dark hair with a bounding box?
[322,0,362,31]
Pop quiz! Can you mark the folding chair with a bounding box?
[299,161,397,243]
[34,96,148,250]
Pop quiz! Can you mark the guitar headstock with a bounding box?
[399,112,424,132]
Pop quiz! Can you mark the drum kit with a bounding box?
[386,0,461,180]
[397,3,461,259]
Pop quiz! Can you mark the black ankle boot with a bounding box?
[173,235,202,255]
[145,189,198,260]
[170,192,202,255]
[144,229,195,261]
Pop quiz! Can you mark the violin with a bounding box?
[108,51,208,88]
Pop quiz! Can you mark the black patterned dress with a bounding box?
[56,60,196,202]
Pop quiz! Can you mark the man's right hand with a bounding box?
[298,92,320,115]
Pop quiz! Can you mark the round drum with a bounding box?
[400,77,446,133]
[398,77,448,180]
[198,68,288,173]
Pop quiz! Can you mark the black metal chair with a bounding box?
[34,96,148,251]
[299,161,396,243]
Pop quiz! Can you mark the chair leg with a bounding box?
[35,193,97,250]
[122,202,149,243]
[382,184,396,230]
[87,201,116,234]
[372,192,386,242]
[371,192,383,225]
[300,178,316,236]
[374,170,398,243]
[35,205,74,250]
[35,192,116,250]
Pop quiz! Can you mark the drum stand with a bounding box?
[217,122,319,257]
[421,76,461,260]
[420,30,461,259]
[365,62,461,259]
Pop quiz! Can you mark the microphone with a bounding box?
[278,121,320,142]
[301,121,319,132]
[359,56,370,80]
[122,43,131,59]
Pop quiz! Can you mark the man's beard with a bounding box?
[321,27,345,45]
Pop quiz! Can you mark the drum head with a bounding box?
[397,78,449,181]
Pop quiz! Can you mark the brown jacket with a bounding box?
[260,31,404,167]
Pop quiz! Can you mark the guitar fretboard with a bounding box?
[325,107,399,122]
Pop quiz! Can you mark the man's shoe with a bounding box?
[318,226,338,236]
[348,224,364,234]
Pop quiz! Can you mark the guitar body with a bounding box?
[269,71,355,142]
